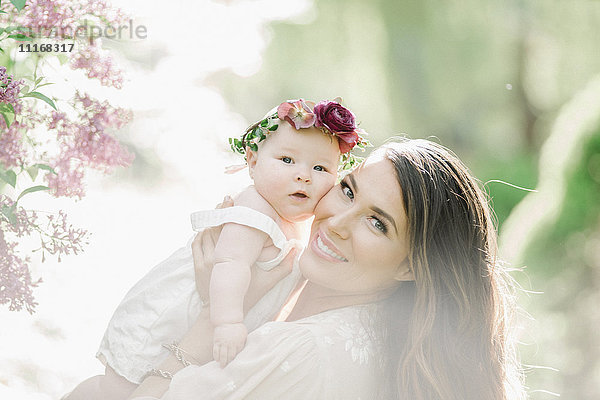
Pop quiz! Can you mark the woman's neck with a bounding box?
[284,280,388,322]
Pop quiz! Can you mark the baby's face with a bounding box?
[247,123,340,222]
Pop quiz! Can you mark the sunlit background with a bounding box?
[2,0,600,399]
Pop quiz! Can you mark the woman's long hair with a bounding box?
[378,139,525,400]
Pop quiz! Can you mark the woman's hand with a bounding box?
[191,196,234,302]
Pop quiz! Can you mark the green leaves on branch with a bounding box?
[1,160,54,226]
[26,163,57,181]
[0,102,15,127]
[9,0,27,12]
[7,33,32,41]
[16,185,49,202]
[0,185,49,226]
[1,204,17,225]
[0,169,17,187]
[1,164,50,226]
[21,91,57,110]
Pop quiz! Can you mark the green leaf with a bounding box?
[0,11,7,15]
[56,54,68,65]
[0,169,17,187]
[9,0,27,11]
[7,33,32,41]
[0,102,15,114]
[26,165,38,181]
[0,28,4,35]
[269,124,278,131]
[16,185,49,202]
[1,111,14,128]
[22,91,57,110]
[1,204,18,225]
[260,118,268,127]
[0,103,16,128]
[32,163,57,175]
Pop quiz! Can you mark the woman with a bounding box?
[69,139,525,400]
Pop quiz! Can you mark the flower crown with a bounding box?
[229,98,371,171]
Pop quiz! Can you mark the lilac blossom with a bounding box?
[0,66,24,107]
[0,1,133,312]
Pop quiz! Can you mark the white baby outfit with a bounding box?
[96,206,303,384]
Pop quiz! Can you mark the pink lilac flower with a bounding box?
[0,1,131,313]
[1,195,88,312]
[0,231,40,314]
[71,44,125,89]
[0,122,28,168]
[0,66,23,107]
[1,0,128,89]
[4,0,127,38]
[40,210,88,261]
[0,196,40,314]
[45,92,134,199]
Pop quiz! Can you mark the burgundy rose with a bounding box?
[336,131,360,154]
[314,101,357,134]
[314,100,360,153]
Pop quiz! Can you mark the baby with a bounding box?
[95,98,367,385]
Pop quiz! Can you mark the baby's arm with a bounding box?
[210,191,273,367]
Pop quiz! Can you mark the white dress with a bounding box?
[133,303,387,400]
[97,206,303,384]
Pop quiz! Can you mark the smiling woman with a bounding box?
[64,137,525,400]
[298,152,412,299]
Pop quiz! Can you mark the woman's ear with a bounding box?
[394,260,414,282]
[246,147,257,179]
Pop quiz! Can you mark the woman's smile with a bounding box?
[310,230,348,262]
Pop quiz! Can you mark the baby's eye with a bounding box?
[313,165,327,172]
[281,157,292,164]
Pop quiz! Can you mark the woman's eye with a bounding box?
[341,183,354,200]
[369,217,388,233]
[281,157,292,164]
[313,165,326,172]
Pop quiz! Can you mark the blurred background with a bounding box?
[1,0,599,398]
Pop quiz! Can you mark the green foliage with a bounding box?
[525,129,600,276]
[473,154,538,229]
[0,102,15,127]
[0,167,17,187]
[9,0,26,12]
[21,91,57,110]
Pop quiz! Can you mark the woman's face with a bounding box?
[299,153,413,296]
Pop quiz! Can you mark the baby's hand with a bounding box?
[213,322,248,368]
